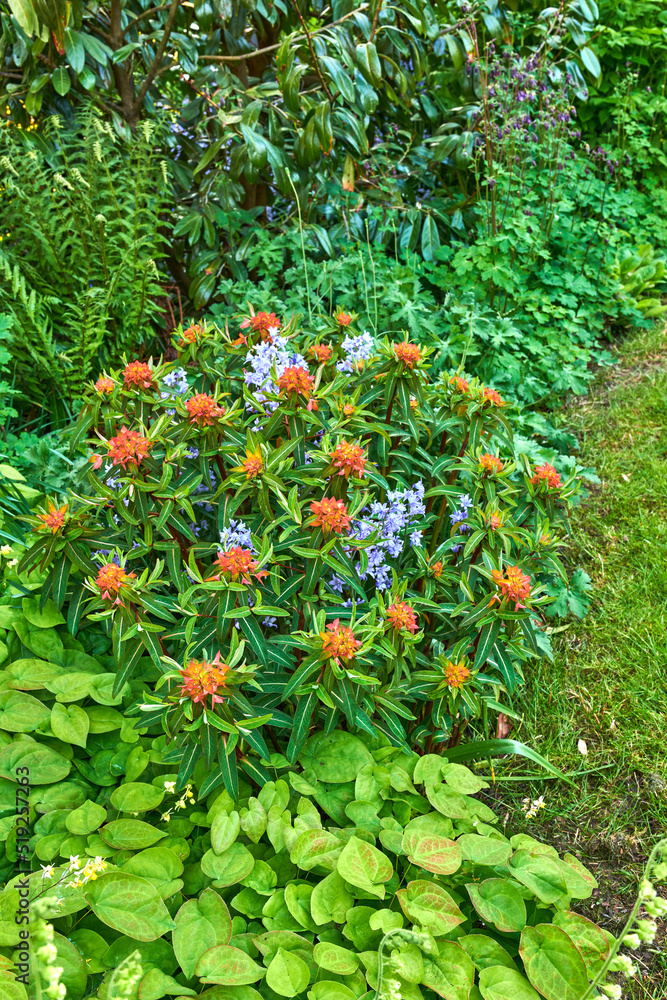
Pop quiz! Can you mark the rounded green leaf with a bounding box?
[459,934,518,973]
[66,800,106,836]
[51,703,90,747]
[336,836,393,899]
[441,763,489,794]
[508,851,570,906]
[21,598,66,628]
[479,966,541,1000]
[396,880,465,937]
[110,782,164,813]
[466,879,527,933]
[0,691,51,732]
[313,942,359,975]
[308,983,355,1000]
[100,820,166,850]
[84,872,176,941]
[457,835,512,866]
[552,911,611,977]
[299,732,373,783]
[121,846,184,897]
[266,947,309,998]
[201,843,255,886]
[421,942,474,1000]
[519,924,589,1000]
[310,870,354,925]
[195,945,265,985]
[173,889,232,979]
[0,742,70,784]
[51,66,72,95]
[290,829,343,872]
[6,658,64,690]
[211,810,241,854]
[53,931,87,1000]
[402,829,462,875]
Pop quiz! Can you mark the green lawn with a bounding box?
[489,323,667,997]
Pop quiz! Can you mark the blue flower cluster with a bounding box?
[220,519,254,551]
[243,333,308,409]
[450,493,473,553]
[331,481,426,592]
[336,331,375,374]
[161,367,189,415]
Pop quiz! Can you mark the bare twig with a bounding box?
[123,4,174,36]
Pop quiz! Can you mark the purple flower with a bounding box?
[220,520,254,551]
[262,616,277,628]
[336,331,375,374]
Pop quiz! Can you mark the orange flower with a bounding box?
[277,366,315,402]
[210,547,267,584]
[530,463,562,490]
[241,312,281,340]
[449,376,469,393]
[236,448,263,480]
[310,497,351,535]
[185,393,224,427]
[540,532,552,547]
[107,427,153,470]
[321,619,361,665]
[178,654,230,706]
[386,601,418,634]
[330,441,366,479]
[95,562,136,601]
[123,361,154,390]
[443,659,470,690]
[94,376,115,394]
[492,565,532,611]
[479,454,504,475]
[231,332,248,347]
[310,343,333,363]
[343,404,356,418]
[410,396,418,411]
[336,312,353,327]
[393,342,422,369]
[36,501,68,535]
[482,387,504,407]
[432,560,443,579]
[180,323,204,346]
[487,511,503,531]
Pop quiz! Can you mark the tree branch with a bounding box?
[200,6,368,62]
[123,4,174,37]
[131,0,180,121]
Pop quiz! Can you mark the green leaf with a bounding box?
[519,924,590,1000]
[310,870,354,925]
[64,27,85,72]
[457,835,512,866]
[459,935,519,973]
[173,889,232,979]
[52,66,71,95]
[266,948,309,997]
[336,836,393,899]
[50,703,89,747]
[110,782,164,813]
[0,690,51,732]
[84,872,176,941]
[313,941,359,975]
[22,597,65,628]
[211,809,241,854]
[0,742,70,784]
[580,45,601,78]
[100,820,167,851]
[66,800,106,836]
[478,966,540,1000]
[195,945,265,985]
[508,851,570,906]
[201,843,255,886]
[442,740,576,786]
[466,879,526,933]
[421,214,441,262]
[421,941,475,1000]
[552,911,610,977]
[402,829,462,875]
[396,880,465,936]
[290,829,343,872]
[299,732,374,783]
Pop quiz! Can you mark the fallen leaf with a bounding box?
[496,713,511,739]
[577,739,588,755]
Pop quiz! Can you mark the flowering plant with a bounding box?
[17,310,581,796]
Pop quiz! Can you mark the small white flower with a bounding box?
[40,864,55,880]
[622,933,640,949]
[163,780,176,793]
[600,985,622,1000]
[69,855,81,870]
[0,545,12,556]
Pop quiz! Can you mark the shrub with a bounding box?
[0,719,621,999]
[14,312,581,797]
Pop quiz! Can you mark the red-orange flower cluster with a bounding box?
[386,601,418,634]
[277,366,315,402]
[107,427,153,470]
[310,343,333,364]
[343,404,356,418]
[94,376,115,394]
[123,361,154,390]
[530,463,562,490]
[36,502,68,535]
[95,562,136,600]
[492,565,532,611]
[393,342,422,369]
[443,659,470,689]
[449,375,469,393]
[479,453,504,474]
[178,654,230,706]
[180,323,204,347]
[482,387,504,407]
[330,441,366,479]
[432,560,443,579]
[336,312,353,327]
[185,393,224,427]
[241,312,281,339]
[242,451,263,479]
[211,547,267,584]
[310,497,351,535]
[321,619,361,665]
